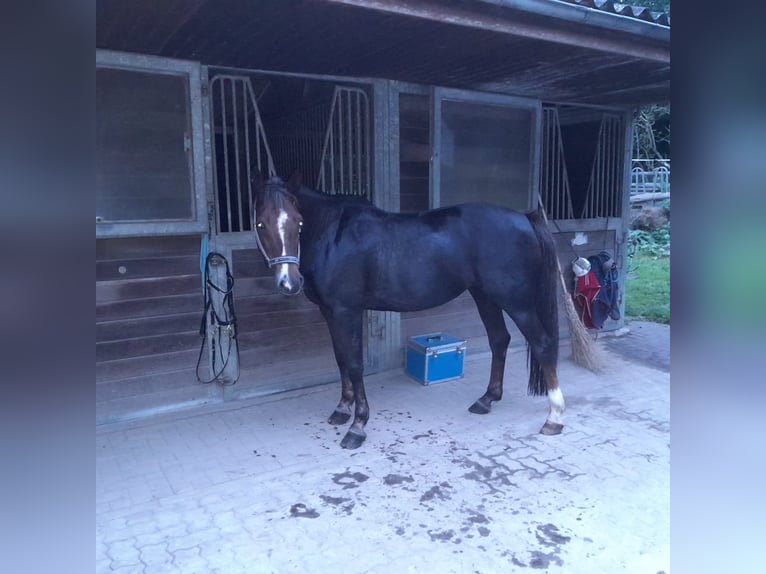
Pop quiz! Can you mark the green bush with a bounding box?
[628,223,670,258]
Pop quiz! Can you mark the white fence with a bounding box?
[631,159,670,195]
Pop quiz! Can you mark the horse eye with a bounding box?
[298,220,304,228]
[256,222,264,229]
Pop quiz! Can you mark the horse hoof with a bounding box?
[328,410,352,425]
[468,398,491,415]
[540,421,564,435]
[340,429,366,449]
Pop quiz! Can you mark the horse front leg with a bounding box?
[327,371,354,425]
[320,305,355,425]
[468,290,510,415]
[323,307,368,449]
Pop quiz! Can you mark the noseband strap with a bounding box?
[264,253,300,267]
[253,207,300,268]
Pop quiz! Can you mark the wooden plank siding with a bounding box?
[96,235,347,423]
[96,236,219,423]
[219,249,340,402]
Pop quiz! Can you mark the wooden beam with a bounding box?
[323,0,670,63]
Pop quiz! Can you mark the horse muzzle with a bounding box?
[275,264,304,295]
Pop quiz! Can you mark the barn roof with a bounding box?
[96,0,670,107]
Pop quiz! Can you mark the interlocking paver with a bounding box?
[97,322,669,573]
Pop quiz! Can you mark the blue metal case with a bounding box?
[405,333,466,385]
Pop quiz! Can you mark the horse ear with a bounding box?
[287,169,302,193]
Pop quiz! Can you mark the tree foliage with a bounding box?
[634,105,670,159]
[627,1,671,160]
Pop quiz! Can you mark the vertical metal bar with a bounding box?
[540,108,556,219]
[209,77,221,232]
[611,116,616,217]
[596,117,604,218]
[602,114,612,218]
[548,109,561,219]
[617,117,624,214]
[356,91,362,196]
[555,110,561,219]
[255,105,262,177]
[554,109,560,219]
[560,112,574,219]
[600,119,606,218]
[548,108,562,219]
[327,90,337,192]
[541,109,548,214]
[231,78,243,231]
[540,108,556,218]
[595,118,601,219]
[338,90,345,194]
[242,79,252,230]
[603,116,610,218]
[606,116,612,218]
[364,92,371,198]
[220,78,233,232]
[345,89,352,194]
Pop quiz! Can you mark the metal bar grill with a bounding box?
[582,113,624,219]
[209,74,276,233]
[540,107,574,220]
[317,86,371,198]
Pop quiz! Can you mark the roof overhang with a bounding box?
[96,0,670,107]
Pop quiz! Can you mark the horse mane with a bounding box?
[299,185,372,207]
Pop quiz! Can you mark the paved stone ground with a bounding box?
[602,320,670,373]
[97,322,669,574]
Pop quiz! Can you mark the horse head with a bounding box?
[251,172,304,295]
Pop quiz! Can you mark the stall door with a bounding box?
[401,88,543,355]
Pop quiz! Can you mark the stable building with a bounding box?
[96,0,670,423]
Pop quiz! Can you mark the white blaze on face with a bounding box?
[275,208,293,288]
[547,387,565,425]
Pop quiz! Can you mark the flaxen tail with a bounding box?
[525,209,560,396]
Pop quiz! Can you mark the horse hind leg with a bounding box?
[468,290,510,415]
[539,366,565,435]
[508,309,565,435]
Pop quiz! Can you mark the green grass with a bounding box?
[625,254,670,324]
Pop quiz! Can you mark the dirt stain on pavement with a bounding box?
[332,470,369,489]
[528,550,563,569]
[384,474,414,486]
[420,482,452,503]
[536,523,571,546]
[428,529,455,542]
[289,503,319,519]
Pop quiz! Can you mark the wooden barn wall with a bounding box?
[399,93,430,213]
[96,237,346,423]
[224,249,342,401]
[96,236,217,423]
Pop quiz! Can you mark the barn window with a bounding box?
[96,51,207,237]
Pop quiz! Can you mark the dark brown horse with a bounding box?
[252,173,564,449]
